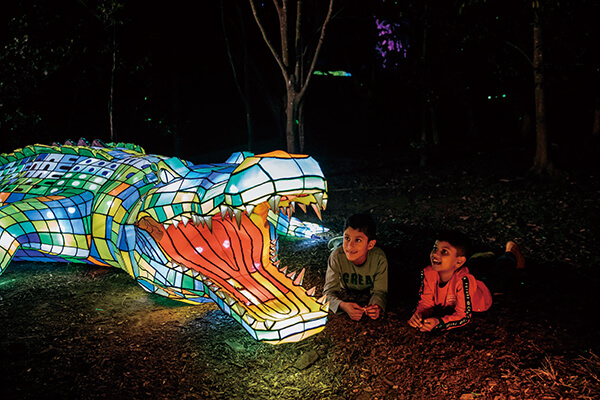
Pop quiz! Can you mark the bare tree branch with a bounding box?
[503,40,533,67]
[220,1,245,106]
[298,0,334,100]
[279,0,289,68]
[249,0,288,81]
[294,0,302,81]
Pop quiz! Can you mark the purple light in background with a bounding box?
[375,18,408,69]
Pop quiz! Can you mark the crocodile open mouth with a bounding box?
[136,194,328,343]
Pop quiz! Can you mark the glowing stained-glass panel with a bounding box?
[0,143,329,343]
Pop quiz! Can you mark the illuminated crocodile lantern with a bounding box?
[0,139,329,343]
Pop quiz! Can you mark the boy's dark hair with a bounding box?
[436,230,471,258]
[344,213,377,241]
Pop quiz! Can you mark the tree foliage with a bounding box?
[0,3,77,148]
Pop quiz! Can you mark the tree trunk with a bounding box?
[285,84,299,153]
[415,1,438,167]
[530,7,555,175]
[298,99,306,153]
[248,0,333,154]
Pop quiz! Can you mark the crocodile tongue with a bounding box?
[138,212,289,305]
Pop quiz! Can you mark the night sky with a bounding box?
[1,1,599,166]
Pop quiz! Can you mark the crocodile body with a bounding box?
[0,139,329,343]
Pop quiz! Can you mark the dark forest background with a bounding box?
[1,0,599,170]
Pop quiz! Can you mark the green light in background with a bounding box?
[314,70,352,77]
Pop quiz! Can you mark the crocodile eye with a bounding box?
[159,168,176,184]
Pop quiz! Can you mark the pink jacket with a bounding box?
[415,266,492,330]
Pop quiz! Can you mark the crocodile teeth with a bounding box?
[322,198,328,210]
[298,203,307,213]
[268,195,281,211]
[286,270,297,281]
[320,302,330,313]
[192,214,202,226]
[293,268,305,286]
[251,321,267,331]
[242,314,255,326]
[203,216,212,232]
[306,286,316,296]
[289,201,296,213]
[220,205,229,220]
[185,268,200,278]
[224,293,236,306]
[265,319,275,330]
[234,208,243,228]
[180,216,189,227]
[232,302,246,317]
[314,192,324,209]
[172,219,179,229]
[311,203,322,220]
[317,294,327,305]
[163,223,170,231]
[245,204,255,217]
[279,266,288,274]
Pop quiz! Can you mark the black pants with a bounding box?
[466,251,518,295]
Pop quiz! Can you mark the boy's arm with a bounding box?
[414,269,436,317]
[435,276,474,331]
[368,252,388,311]
[323,251,344,313]
[409,269,436,329]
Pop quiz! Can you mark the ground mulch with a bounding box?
[1,148,599,399]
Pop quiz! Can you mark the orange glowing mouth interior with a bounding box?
[137,208,288,306]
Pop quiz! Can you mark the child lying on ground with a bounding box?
[408,230,524,332]
[323,213,388,321]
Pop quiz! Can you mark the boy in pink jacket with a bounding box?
[408,230,524,332]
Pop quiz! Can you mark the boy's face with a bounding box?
[430,240,466,276]
[343,227,376,266]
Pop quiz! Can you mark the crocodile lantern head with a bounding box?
[0,141,329,344]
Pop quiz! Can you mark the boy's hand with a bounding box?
[340,302,364,321]
[364,304,381,320]
[408,314,439,331]
[419,318,439,332]
[408,312,424,329]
